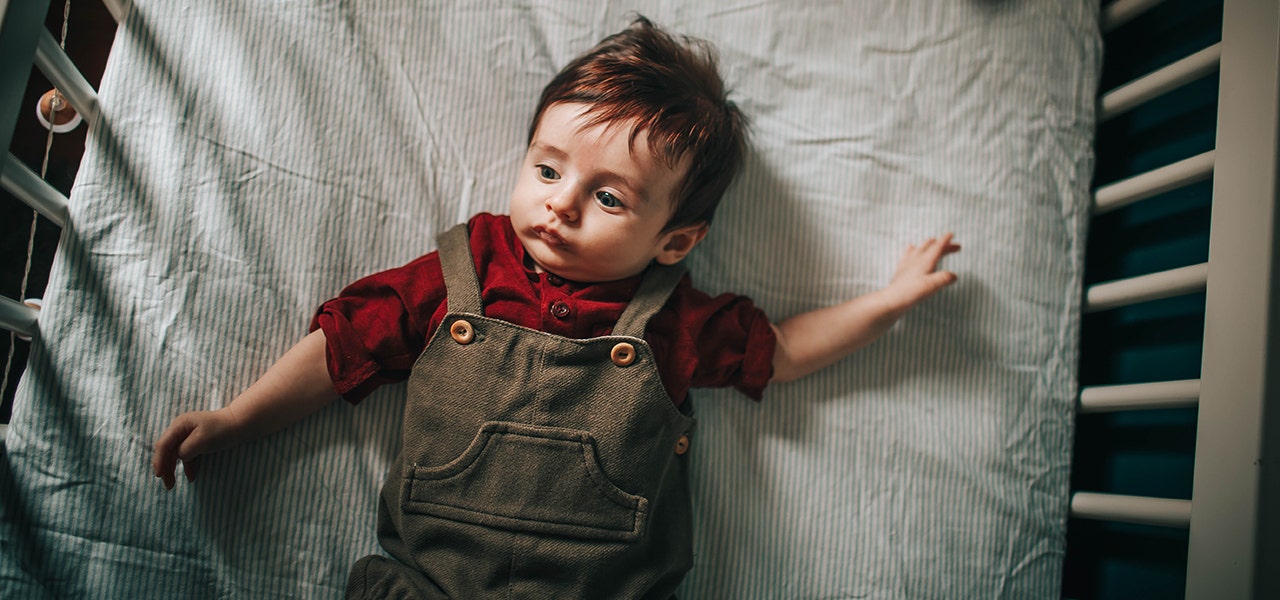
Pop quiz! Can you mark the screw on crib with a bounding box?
[35,89,82,133]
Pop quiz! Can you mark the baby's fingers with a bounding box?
[922,233,959,253]
[153,427,185,489]
[152,413,202,490]
[928,269,958,291]
[937,233,961,257]
[908,234,960,266]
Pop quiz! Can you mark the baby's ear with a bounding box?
[655,222,709,265]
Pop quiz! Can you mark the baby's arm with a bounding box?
[770,234,960,383]
[151,329,339,489]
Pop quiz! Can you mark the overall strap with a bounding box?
[436,223,483,314]
[612,263,687,339]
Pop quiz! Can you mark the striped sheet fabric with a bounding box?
[0,1,1098,598]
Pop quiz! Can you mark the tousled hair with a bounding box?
[529,16,748,231]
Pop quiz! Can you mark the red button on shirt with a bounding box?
[550,301,571,319]
[311,213,776,406]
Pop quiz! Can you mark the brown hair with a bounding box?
[529,16,748,231]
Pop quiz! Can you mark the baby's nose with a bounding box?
[546,192,579,222]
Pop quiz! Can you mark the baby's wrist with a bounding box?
[871,286,916,320]
[217,405,254,443]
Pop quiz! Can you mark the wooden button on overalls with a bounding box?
[449,319,473,344]
[611,342,636,366]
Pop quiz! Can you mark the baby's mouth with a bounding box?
[534,226,567,247]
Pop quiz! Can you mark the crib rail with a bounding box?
[1092,151,1214,216]
[1077,0,1280,597]
[1078,379,1200,413]
[0,0,115,340]
[1,14,96,228]
[1083,263,1207,313]
[1188,0,1280,596]
[0,0,50,158]
[33,27,99,125]
[1075,2,1208,549]
[101,0,129,24]
[0,297,38,340]
[1071,492,1192,528]
[1098,44,1220,123]
[2,153,69,227]
[1101,0,1166,33]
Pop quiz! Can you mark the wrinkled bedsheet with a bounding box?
[0,1,1099,597]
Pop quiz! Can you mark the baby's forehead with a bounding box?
[536,102,689,172]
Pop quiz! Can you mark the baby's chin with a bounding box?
[531,256,641,284]
[519,238,651,283]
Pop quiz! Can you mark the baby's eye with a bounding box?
[596,191,622,208]
[537,165,560,180]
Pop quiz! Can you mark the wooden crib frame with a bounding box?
[1,0,1276,597]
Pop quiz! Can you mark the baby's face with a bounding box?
[509,102,701,283]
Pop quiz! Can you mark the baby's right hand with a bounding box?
[152,408,244,490]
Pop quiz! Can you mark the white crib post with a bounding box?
[1188,0,1280,598]
[0,0,54,157]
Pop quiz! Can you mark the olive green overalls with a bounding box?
[347,224,697,599]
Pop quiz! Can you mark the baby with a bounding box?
[153,17,959,599]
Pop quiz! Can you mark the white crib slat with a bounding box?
[101,0,130,23]
[1092,151,1214,216]
[33,28,99,125]
[0,295,39,338]
[1101,0,1166,33]
[1,153,69,227]
[1079,379,1200,413]
[1071,492,1191,528]
[1099,43,1221,123]
[1084,263,1208,313]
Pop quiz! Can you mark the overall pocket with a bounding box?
[403,421,648,542]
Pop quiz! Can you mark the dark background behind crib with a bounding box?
[1,1,1217,598]
[1067,0,1221,598]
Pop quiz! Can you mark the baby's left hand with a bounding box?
[887,233,961,307]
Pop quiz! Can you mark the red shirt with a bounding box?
[311,213,776,406]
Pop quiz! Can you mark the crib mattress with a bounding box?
[0,1,1099,597]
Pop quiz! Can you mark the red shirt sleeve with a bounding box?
[309,251,446,403]
[648,277,777,403]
